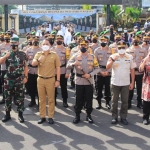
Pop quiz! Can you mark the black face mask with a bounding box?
[133,41,139,46]
[28,41,32,46]
[49,39,54,45]
[80,47,87,53]
[5,39,10,43]
[11,44,18,50]
[27,36,30,40]
[42,32,45,36]
[92,39,97,43]
[57,41,62,45]
[101,42,106,47]
[144,41,149,45]
[0,38,5,42]
[33,41,39,46]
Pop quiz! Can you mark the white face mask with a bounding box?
[134,29,138,32]
[124,30,127,33]
[42,45,50,51]
[118,49,126,54]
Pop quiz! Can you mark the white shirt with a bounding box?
[110,53,136,86]
[64,31,72,45]
[144,22,148,29]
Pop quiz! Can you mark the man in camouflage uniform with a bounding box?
[0,37,28,123]
[0,33,11,104]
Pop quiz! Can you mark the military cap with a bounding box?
[100,35,108,40]
[117,40,126,48]
[51,30,57,35]
[31,31,36,35]
[115,34,122,38]
[56,35,64,39]
[48,34,55,39]
[80,40,88,45]
[99,31,104,36]
[4,33,11,39]
[103,30,110,35]
[135,31,142,36]
[77,35,84,41]
[92,34,98,39]
[74,32,81,37]
[10,37,19,42]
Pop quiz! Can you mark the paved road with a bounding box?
[0,83,150,150]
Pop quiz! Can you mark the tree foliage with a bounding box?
[0,5,17,14]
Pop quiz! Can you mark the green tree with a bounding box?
[0,5,17,14]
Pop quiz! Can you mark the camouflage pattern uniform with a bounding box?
[3,50,28,112]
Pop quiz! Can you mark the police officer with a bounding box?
[0,37,28,123]
[47,34,55,47]
[141,35,150,53]
[106,41,135,125]
[94,35,111,109]
[32,39,60,124]
[26,38,42,107]
[89,34,99,53]
[0,33,11,104]
[67,40,100,124]
[20,33,31,50]
[126,36,147,109]
[52,35,70,107]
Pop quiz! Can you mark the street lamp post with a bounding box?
[4,5,8,31]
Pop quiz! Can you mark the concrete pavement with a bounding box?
[0,85,150,150]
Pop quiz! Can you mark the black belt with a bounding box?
[76,73,83,78]
[60,64,66,68]
[7,74,22,79]
[28,64,38,68]
[38,76,55,79]
[99,65,106,69]
[135,68,139,71]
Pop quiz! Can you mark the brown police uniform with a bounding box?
[33,51,61,118]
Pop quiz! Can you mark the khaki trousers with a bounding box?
[37,77,55,118]
[111,84,129,119]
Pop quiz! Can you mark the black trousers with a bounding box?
[97,75,111,104]
[55,74,68,103]
[143,101,150,120]
[75,85,93,115]
[28,73,38,98]
[70,69,75,87]
[128,74,143,105]
[1,70,6,96]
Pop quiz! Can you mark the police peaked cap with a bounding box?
[56,35,64,39]
[117,40,126,48]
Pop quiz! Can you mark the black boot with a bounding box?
[2,111,11,122]
[28,96,36,107]
[137,101,143,109]
[18,111,24,123]
[106,100,111,109]
[63,99,68,108]
[86,115,93,123]
[73,114,80,124]
[96,99,102,109]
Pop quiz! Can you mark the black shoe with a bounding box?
[121,118,128,125]
[63,102,68,108]
[2,111,11,122]
[18,111,24,123]
[86,115,93,123]
[111,118,118,124]
[38,118,46,124]
[28,101,36,107]
[137,103,143,109]
[0,98,5,104]
[106,103,111,109]
[96,104,102,109]
[69,86,75,89]
[48,118,54,124]
[143,119,149,125]
[73,116,80,124]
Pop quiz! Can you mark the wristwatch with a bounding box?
[24,76,28,79]
[110,57,115,62]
